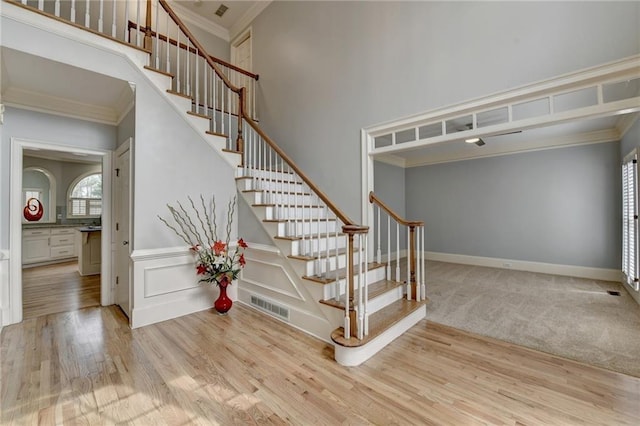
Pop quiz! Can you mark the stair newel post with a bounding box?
[409,225,417,300]
[144,0,153,50]
[237,88,245,162]
[345,229,356,339]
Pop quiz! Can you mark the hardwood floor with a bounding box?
[2,304,639,425]
[22,261,101,320]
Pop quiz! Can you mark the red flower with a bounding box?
[212,240,226,255]
[196,264,207,275]
[237,238,248,248]
[239,253,246,266]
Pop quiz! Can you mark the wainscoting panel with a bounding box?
[130,247,232,328]
[238,244,341,342]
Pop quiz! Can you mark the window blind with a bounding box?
[622,153,639,291]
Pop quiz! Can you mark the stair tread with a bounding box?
[263,218,336,223]
[288,246,365,262]
[242,189,310,196]
[274,232,344,241]
[206,130,228,138]
[331,299,426,348]
[187,110,210,120]
[303,261,383,284]
[166,89,192,100]
[239,165,295,175]
[253,203,324,209]
[319,279,403,308]
[144,65,174,78]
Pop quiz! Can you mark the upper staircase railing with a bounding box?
[7,0,371,342]
[369,192,426,301]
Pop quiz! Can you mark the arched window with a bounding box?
[68,172,102,217]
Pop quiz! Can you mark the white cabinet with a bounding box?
[22,227,78,265]
[50,228,76,260]
[22,229,50,264]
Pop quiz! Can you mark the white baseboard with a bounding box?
[425,251,622,282]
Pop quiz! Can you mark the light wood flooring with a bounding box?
[22,261,101,319]
[2,304,639,425]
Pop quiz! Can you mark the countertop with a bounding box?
[23,224,83,229]
[78,226,102,232]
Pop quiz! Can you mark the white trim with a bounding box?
[130,246,192,261]
[3,87,118,126]
[8,137,113,325]
[425,251,622,282]
[245,242,280,254]
[365,55,640,135]
[229,1,271,41]
[166,0,230,42]
[404,129,620,168]
[617,112,640,138]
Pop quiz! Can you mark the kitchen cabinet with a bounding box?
[22,227,78,265]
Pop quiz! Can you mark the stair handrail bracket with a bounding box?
[369,191,426,302]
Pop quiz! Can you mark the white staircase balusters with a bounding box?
[111,0,117,37]
[185,39,191,98]
[376,205,381,264]
[85,0,90,27]
[55,0,61,17]
[194,48,199,113]
[38,0,43,11]
[154,0,159,68]
[363,235,369,335]
[395,222,400,282]
[98,0,104,32]
[203,63,208,117]
[421,226,426,300]
[386,215,391,279]
[164,11,170,71]
[226,88,231,147]
[176,30,180,92]
[406,228,410,300]
[71,0,76,23]
[136,0,141,46]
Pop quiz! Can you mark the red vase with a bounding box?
[214,277,233,315]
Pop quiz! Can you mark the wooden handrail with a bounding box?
[158,0,241,96]
[369,191,423,227]
[128,21,259,80]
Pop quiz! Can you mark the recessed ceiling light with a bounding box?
[465,138,480,144]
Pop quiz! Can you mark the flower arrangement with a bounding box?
[158,195,248,287]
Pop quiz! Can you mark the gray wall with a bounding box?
[251,1,640,223]
[373,161,407,253]
[406,142,621,269]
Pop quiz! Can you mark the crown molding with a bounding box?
[230,1,272,42]
[3,87,119,125]
[372,153,407,169]
[402,128,621,168]
[167,0,230,42]
[616,112,639,138]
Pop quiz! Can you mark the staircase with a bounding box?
[7,0,428,366]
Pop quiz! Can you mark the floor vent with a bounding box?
[607,290,621,296]
[250,295,290,321]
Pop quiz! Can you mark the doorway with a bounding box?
[8,138,114,325]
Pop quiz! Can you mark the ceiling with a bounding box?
[1,47,134,125]
[170,0,267,41]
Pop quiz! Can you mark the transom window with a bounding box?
[68,173,102,217]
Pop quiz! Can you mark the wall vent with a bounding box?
[250,295,290,321]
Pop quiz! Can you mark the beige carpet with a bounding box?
[424,260,640,377]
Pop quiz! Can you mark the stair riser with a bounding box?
[239,168,295,181]
[251,180,304,193]
[264,206,328,221]
[143,69,173,92]
[290,234,347,256]
[366,287,405,315]
[276,221,339,237]
[320,267,388,300]
[297,250,365,277]
[186,113,210,134]
[249,192,314,206]
[165,91,193,112]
